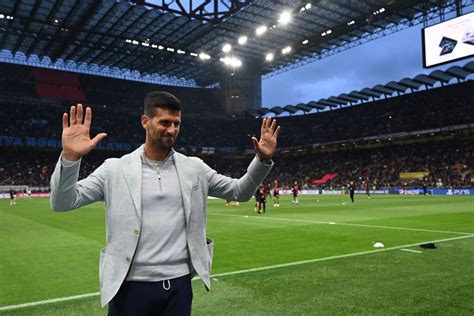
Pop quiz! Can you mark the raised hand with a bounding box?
[61,104,107,161]
[252,117,281,160]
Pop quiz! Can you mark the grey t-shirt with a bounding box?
[126,150,191,281]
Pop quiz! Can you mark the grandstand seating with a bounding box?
[0,78,471,148]
[0,64,224,114]
[1,139,471,191]
[0,63,472,191]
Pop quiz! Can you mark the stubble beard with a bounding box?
[151,132,175,150]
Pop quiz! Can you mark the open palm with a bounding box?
[252,117,281,159]
[62,104,107,161]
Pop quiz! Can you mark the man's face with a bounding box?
[142,107,181,150]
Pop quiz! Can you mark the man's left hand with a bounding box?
[252,117,281,160]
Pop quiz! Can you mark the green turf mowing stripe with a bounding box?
[1,234,471,312]
[0,293,100,312]
[210,235,473,278]
[209,212,474,235]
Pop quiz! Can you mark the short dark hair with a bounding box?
[144,91,182,116]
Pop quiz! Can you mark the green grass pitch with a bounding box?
[1,194,473,315]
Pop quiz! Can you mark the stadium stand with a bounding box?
[1,68,472,147]
[0,64,225,114]
[1,1,473,314]
[1,138,471,191]
[1,65,472,191]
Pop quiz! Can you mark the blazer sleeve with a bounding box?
[205,155,273,202]
[50,153,108,211]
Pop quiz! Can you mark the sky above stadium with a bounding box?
[262,23,471,108]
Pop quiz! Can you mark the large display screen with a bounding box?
[422,12,473,68]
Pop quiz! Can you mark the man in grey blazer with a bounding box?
[50,91,280,315]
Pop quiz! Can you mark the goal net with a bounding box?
[0,185,29,198]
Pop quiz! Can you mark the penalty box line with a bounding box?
[1,235,472,312]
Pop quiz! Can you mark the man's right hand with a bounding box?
[62,104,107,161]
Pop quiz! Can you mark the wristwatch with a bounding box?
[257,155,273,165]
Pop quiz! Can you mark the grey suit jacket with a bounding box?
[50,145,273,306]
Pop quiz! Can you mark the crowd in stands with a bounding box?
[0,148,110,190]
[0,80,472,149]
[274,81,473,147]
[1,139,472,190]
[1,63,472,191]
[269,140,472,190]
[0,63,224,116]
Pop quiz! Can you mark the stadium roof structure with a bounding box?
[254,61,473,117]
[0,0,472,87]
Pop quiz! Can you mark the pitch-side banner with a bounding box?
[399,172,429,179]
[431,189,473,195]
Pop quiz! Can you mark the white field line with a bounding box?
[210,235,473,278]
[400,248,423,253]
[209,212,474,236]
[0,292,100,312]
[1,234,472,312]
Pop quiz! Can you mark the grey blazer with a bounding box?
[50,145,272,306]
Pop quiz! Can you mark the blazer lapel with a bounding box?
[173,153,192,225]
[121,146,143,218]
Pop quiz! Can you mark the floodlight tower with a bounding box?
[219,62,262,114]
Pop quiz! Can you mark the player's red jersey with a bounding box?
[292,185,300,196]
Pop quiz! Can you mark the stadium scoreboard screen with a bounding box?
[422,12,474,68]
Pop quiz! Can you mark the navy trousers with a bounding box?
[108,274,192,316]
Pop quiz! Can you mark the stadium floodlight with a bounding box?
[256,25,267,36]
[278,11,292,25]
[238,36,247,45]
[373,7,385,15]
[265,53,274,61]
[281,46,291,54]
[222,43,232,53]
[302,39,309,45]
[221,57,242,67]
[321,29,332,36]
[231,58,242,67]
[199,53,211,60]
